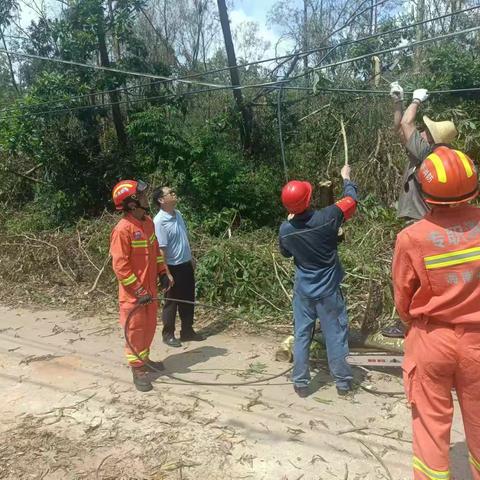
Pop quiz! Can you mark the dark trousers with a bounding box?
[162,261,195,337]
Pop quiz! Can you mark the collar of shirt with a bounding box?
[291,209,314,223]
[157,209,177,221]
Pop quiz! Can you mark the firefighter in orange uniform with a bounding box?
[392,146,480,480]
[110,180,173,392]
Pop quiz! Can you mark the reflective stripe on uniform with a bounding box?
[156,256,164,264]
[424,246,480,270]
[126,349,149,364]
[470,452,480,472]
[455,150,474,178]
[413,457,450,480]
[149,233,156,245]
[121,273,138,286]
[131,240,148,248]
[138,348,149,360]
[127,354,141,364]
[428,153,447,183]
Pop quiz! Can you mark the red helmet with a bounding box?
[112,179,148,210]
[281,180,312,214]
[417,146,478,205]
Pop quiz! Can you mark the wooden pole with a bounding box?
[340,117,349,166]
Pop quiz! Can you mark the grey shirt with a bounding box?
[397,130,432,220]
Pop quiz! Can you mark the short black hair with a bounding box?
[152,186,170,205]
[152,187,163,205]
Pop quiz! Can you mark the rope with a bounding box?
[124,298,293,387]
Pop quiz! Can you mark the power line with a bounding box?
[1,4,478,116]
[282,86,480,95]
[0,2,478,113]
[1,18,479,118]
[287,24,480,84]
[2,83,478,123]
[302,3,480,73]
[0,48,230,90]
[0,85,233,121]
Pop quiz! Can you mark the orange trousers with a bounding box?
[119,301,158,367]
[403,322,480,480]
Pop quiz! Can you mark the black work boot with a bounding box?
[294,385,310,398]
[163,335,182,347]
[131,365,153,392]
[336,383,353,397]
[145,359,165,372]
[180,329,206,342]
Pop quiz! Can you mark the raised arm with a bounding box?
[401,88,429,145]
[390,81,406,144]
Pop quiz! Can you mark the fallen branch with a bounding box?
[298,104,330,122]
[85,254,111,295]
[358,440,393,480]
[77,228,101,272]
[24,163,44,175]
[6,168,48,184]
[337,426,369,435]
[272,253,292,302]
[96,454,113,480]
[18,234,76,283]
[246,285,284,312]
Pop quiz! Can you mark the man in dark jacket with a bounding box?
[279,165,358,398]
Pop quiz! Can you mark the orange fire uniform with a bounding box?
[393,204,480,480]
[110,213,166,366]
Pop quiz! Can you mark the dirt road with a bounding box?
[0,306,470,479]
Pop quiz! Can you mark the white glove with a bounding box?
[390,81,403,100]
[412,88,429,103]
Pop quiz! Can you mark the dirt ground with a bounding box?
[0,305,471,480]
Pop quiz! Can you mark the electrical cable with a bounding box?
[2,83,479,123]
[1,3,479,113]
[281,86,480,95]
[0,85,231,121]
[124,297,293,387]
[287,24,480,84]
[0,48,229,89]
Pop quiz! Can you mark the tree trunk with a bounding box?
[95,3,127,148]
[303,0,308,72]
[217,0,252,152]
[0,30,19,94]
[450,0,462,32]
[414,0,425,72]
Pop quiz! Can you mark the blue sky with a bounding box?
[230,0,298,56]
[17,0,297,59]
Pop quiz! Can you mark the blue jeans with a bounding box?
[292,288,352,390]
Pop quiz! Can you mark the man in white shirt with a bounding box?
[153,187,205,347]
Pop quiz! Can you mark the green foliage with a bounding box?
[128,106,283,227]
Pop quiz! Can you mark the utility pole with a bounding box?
[95,1,127,148]
[217,0,252,152]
